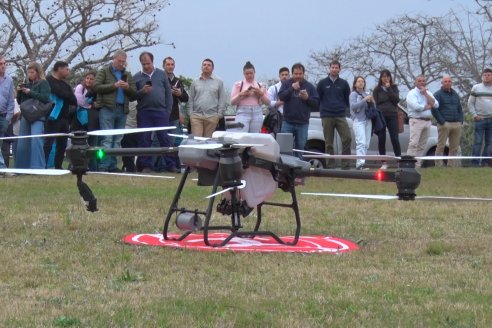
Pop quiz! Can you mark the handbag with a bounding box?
[20,98,54,123]
[365,103,379,120]
[397,110,405,134]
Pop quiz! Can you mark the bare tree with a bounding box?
[309,14,447,91]
[0,0,170,74]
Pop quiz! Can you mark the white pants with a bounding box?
[353,119,372,167]
[233,105,263,133]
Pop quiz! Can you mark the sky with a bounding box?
[130,0,471,88]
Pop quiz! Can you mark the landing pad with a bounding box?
[123,233,359,253]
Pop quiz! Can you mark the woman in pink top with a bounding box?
[230,61,270,132]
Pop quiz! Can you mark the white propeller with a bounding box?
[205,180,247,199]
[301,192,492,202]
[179,143,223,150]
[0,168,70,175]
[294,149,492,161]
[0,126,175,140]
[178,143,264,150]
[0,168,175,179]
[168,133,210,141]
[87,172,175,179]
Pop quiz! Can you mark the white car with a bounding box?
[305,107,444,168]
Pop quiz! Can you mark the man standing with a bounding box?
[162,56,189,171]
[468,68,492,167]
[94,49,137,172]
[432,75,463,167]
[45,61,77,169]
[317,60,351,169]
[0,56,15,170]
[267,67,290,114]
[406,75,439,167]
[188,58,226,137]
[278,63,318,156]
[132,52,174,173]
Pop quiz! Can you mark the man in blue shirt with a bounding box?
[0,56,15,170]
[132,51,175,173]
[94,49,137,172]
[278,63,319,158]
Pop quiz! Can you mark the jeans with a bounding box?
[99,106,127,170]
[0,116,8,169]
[471,117,492,166]
[353,119,372,168]
[280,121,308,159]
[15,117,46,169]
[234,105,263,133]
[136,109,171,170]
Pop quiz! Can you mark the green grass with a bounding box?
[0,168,491,327]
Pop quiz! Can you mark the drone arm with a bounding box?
[297,168,396,182]
[104,147,179,156]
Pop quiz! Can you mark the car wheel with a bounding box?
[305,148,325,168]
[421,148,448,168]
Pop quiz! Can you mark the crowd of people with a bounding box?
[1,51,492,173]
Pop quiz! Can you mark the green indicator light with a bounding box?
[96,149,106,160]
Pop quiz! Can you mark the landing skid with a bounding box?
[162,167,302,247]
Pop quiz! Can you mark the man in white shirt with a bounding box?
[406,75,439,167]
[267,67,290,114]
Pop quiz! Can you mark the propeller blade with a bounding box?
[293,149,399,161]
[0,133,70,140]
[232,143,264,148]
[88,126,174,136]
[179,143,223,150]
[168,133,210,141]
[0,168,71,175]
[87,172,175,179]
[301,192,398,200]
[302,192,492,202]
[205,180,246,199]
[415,195,492,202]
[416,156,492,160]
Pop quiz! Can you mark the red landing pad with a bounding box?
[123,233,359,254]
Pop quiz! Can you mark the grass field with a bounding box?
[0,168,491,327]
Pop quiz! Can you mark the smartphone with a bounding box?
[121,74,127,82]
[18,83,26,89]
[145,80,152,86]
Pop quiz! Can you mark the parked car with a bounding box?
[224,105,446,168]
[305,105,445,168]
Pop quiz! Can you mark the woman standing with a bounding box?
[73,70,97,132]
[373,69,401,170]
[15,62,51,169]
[230,61,270,132]
[350,76,373,170]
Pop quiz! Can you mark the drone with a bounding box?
[2,129,492,247]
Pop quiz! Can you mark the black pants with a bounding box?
[377,115,401,157]
[121,133,139,172]
[44,118,69,169]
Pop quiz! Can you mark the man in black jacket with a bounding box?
[45,61,77,169]
[316,60,352,169]
[278,63,319,158]
[432,75,463,167]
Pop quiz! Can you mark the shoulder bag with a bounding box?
[20,98,54,123]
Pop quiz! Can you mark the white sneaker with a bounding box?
[380,163,388,170]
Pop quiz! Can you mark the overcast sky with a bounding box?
[128,0,472,88]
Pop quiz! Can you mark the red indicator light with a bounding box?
[376,170,384,181]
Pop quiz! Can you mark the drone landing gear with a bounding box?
[162,167,302,247]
